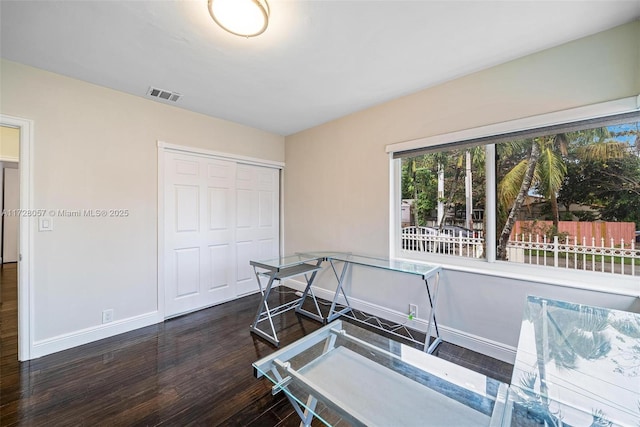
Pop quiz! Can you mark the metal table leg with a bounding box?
[295,258,325,323]
[326,259,355,323]
[250,258,325,346]
[250,269,281,346]
[424,271,442,353]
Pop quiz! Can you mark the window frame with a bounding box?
[388,95,640,296]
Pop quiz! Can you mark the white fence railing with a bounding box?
[401,227,484,258]
[507,234,639,276]
[401,228,640,276]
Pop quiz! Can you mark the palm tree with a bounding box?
[533,134,569,227]
[496,128,627,260]
[497,137,543,260]
[496,134,569,259]
[436,146,485,230]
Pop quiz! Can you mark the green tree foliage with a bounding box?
[567,155,639,226]
[401,148,485,227]
[558,125,640,227]
[401,156,437,226]
[496,124,637,259]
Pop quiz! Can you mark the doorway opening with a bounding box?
[0,115,33,361]
[0,125,20,367]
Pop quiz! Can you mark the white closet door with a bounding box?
[164,152,237,317]
[235,164,279,296]
[164,152,280,317]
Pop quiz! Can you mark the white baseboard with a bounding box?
[283,278,516,364]
[31,311,163,359]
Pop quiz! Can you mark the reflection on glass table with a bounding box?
[253,320,508,427]
[501,296,640,427]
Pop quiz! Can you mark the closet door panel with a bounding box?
[164,152,279,317]
[235,164,279,296]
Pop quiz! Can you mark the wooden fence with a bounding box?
[511,221,636,247]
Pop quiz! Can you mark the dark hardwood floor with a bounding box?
[0,265,512,426]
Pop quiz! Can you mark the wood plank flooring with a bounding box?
[0,265,512,426]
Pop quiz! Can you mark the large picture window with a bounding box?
[394,108,640,278]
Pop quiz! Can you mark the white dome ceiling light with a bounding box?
[208,0,270,38]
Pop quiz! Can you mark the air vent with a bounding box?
[147,86,182,102]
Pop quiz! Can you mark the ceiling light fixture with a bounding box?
[208,0,270,38]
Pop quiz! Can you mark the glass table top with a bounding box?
[299,251,442,278]
[329,253,441,278]
[506,296,640,427]
[253,320,507,426]
[249,253,324,271]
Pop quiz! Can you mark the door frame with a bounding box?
[157,141,284,319]
[0,114,34,361]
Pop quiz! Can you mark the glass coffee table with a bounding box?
[253,320,508,426]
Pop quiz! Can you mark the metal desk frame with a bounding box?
[249,255,325,346]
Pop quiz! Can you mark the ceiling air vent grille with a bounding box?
[147,86,182,102]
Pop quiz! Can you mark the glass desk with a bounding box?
[250,252,443,352]
[253,320,508,427]
[249,254,325,346]
[498,296,640,426]
[310,252,443,353]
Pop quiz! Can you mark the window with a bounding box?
[400,147,486,258]
[391,104,640,280]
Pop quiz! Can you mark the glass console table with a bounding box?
[253,320,508,427]
[497,296,640,426]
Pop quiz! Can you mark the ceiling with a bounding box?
[1,1,639,136]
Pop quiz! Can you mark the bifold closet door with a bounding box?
[235,164,279,296]
[164,152,280,317]
[164,152,237,317]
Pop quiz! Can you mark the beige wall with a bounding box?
[283,22,640,360]
[0,125,20,161]
[0,59,284,350]
[285,21,640,256]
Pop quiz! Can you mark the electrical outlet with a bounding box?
[409,304,418,319]
[102,309,114,324]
